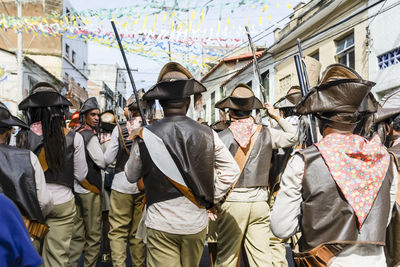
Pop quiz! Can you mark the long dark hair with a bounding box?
[30,106,66,172]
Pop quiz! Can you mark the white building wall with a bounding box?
[368,0,400,98]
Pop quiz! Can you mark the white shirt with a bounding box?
[29,152,53,217]
[125,130,240,235]
[271,153,398,266]
[47,133,88,205]
[74,134,106,194]
[104,123,139,195]
[227,118,298,202]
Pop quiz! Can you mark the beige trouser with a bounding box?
[216,201,273,267]
[146,227,207,267]
[42,198,76,267]
[108,190,145,267]
[67,192,102,267]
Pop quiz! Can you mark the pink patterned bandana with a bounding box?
[229,117,258,148]
[30,122,43,136]
[315,133,390,228]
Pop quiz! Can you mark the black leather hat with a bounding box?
[19,82,71,110]
[215,83,263,111]
[143,62,206,101]
[80,97,100,114]
[0,102,29,129]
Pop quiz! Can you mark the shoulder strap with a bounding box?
[117,122,131,155]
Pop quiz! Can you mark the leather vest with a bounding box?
[115,122,132,173]
[298,145,393,252]
[28,131,75,188]
[139,116,215,208]
[0,144,44,223]
[219,125,272,188]
[386,143,400,267]
[79,129,102,192]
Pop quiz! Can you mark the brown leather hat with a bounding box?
[126,89,147,111]
[143,62,206,101]
[296,64,377,115]
[374,106,400,124]
[273,86,302,109]
[215,83,263,111]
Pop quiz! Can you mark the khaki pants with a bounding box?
[67,192,101,267]
[108,190,145,267]
[269,196,289,267]
[42,198,76,267]
[146,227,207,267]
[216,201,273,267]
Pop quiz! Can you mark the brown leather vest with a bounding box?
[298,145,393,252]
[139,116,215,208]
[386,143,400,267]
[219,125,272,188]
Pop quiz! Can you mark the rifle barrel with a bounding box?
[111,21,147,126]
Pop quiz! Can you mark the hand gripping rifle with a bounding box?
[294,39,317,146]
[111,21,147,126]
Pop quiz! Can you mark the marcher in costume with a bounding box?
[214,83,298,267]
[0,100,53,243]
[0,194,43,267]
[67,96,106,267]
[19,82,88,266]
[124,62,240,267]
[271,64,398,267]
[104,93,146,267]
[373,104,400,267]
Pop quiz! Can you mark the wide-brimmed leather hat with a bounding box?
[215,83,263,111]
[296,64,377,115]
[80,97,100,114]
[127,89,147,111]
[273,86,302,109]
[0,101,29,129]
[143,62,206,101]
[374,106,400,124]
[19,82,71,110]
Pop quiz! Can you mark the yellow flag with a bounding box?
[262,4,268,12]
[248,16,250,28]
[287,3,292,9]
[217,19,221,33]
[152,14,158,32]
[123,21,128,29]
[268,15,272,20]
[192,10,195,20]
[162,11,167,22]
[259,16,262,26]
[188,21,192,33]
[142,14,148,31]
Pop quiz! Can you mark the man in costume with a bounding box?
[0,100,53,243]
[68,97,106,267]
[104,93,146,267]
[373,105,400,267]
[0,193,43,266]
[125,62,240,267]
[214,84,298,267]
[271,64,398,266]
[19,82,88,266]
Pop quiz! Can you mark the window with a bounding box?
[336,33,355,69]
[202,104,206,120]
[65,44,70,58]
[246,80,252,89]
[261,71,269,101]
[28,76,38,93]
[211,92,215,123]
[220,87,225,98]
[310,50,319,61]
[378,47,400,70]
[72,50,76,64]
[83,62,87,71]
[279,75,291,93]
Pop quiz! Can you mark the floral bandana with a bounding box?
[229,117,257,148]
[30,121,43,136]
[315,133,390,228]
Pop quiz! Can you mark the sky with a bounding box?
[69,0,303,96]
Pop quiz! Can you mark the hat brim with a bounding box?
[374,106,400,124]
[19,91,72,110]
[0,114,29,129]
[215,95,264,111]
[143,79,206,101]
[273,92,302,109]
[296,79,376,115]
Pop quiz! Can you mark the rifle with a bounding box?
[111,21,147,126]
[294,39,317,145]
[245,26,266,104]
